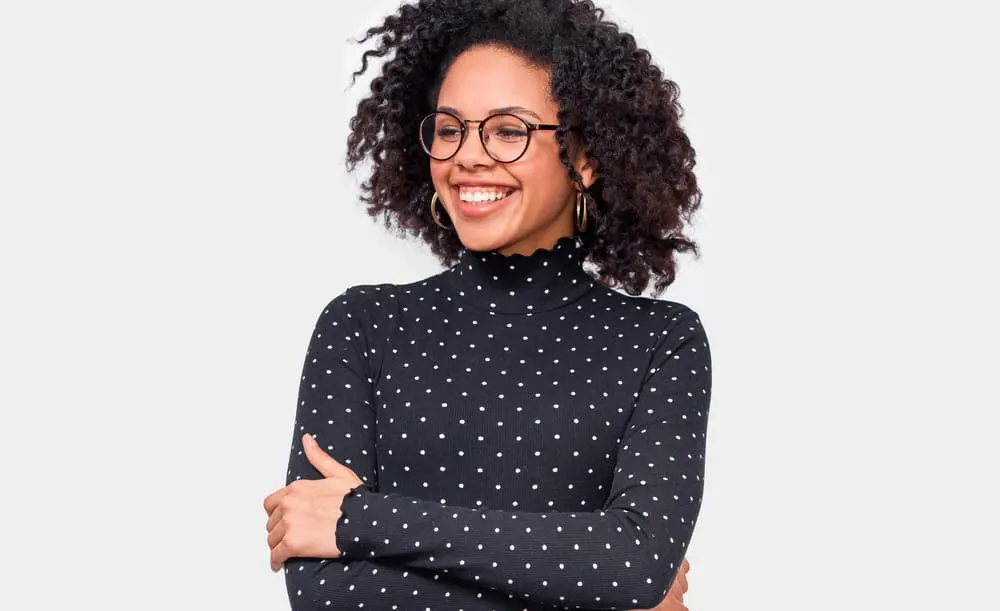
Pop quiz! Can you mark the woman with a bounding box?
[263,1,710,609]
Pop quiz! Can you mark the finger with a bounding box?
[266,505,284,533]
[664,577,686,603]
[666,575,683,601]
[676,568,688,594]
[668,586,684,602]
[263,486,291,515]
[267,519,287,550]
[681,556,690,573]
[271,539,294,572]
[302,434,347,478]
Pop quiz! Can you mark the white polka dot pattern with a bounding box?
[282,237,712,610]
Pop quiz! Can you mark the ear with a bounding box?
[569,140,597,191]
[574,155,597,191]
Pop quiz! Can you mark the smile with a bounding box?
[457,186,515,204]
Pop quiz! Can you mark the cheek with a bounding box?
[511,150,573,212]
[429,161,449,191]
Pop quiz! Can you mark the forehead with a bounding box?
[437,45,555,116]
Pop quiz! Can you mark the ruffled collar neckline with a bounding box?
[447,236,596,314]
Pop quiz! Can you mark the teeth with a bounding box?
[458,188,512,203]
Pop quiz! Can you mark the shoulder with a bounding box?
[317,269,453,323]
[588,284,707,333]
[595,291,713,386]
[317,282,401,321]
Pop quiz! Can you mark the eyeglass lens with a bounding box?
[420,113,530,162]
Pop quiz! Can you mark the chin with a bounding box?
[453,224,517,253]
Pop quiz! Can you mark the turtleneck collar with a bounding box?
[447,235,596,314]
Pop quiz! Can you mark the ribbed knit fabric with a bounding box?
[282,236,712,610]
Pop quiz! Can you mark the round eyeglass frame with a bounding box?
[418,110,560,163]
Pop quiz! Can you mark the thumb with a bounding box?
[302,434,345,478]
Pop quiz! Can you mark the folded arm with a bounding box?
[334,306,712,610]
[280,288,538,610]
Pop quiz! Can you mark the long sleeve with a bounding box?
[280,287,381,609]
[334,306,712,610]
[285,288,381,488]
[281,288,526,610]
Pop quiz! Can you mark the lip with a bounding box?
[450,179,519,189]
[451,186,519,220]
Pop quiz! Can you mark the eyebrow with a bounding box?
[438,105,545,121]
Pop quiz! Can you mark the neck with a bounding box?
[495,235,564,257]
[447,235,595,314]
[493,212,575,257]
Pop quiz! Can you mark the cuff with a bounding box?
[335,482,376,559]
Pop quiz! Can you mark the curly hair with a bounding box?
[346,0,702,296]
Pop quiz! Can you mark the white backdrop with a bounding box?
[1,1,997,609]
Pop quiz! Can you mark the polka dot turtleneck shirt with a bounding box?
[282,236,712,610]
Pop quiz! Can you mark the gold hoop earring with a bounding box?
[430,192,452,230]
[575,191,589,233]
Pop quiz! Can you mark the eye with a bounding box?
[494,127,528,141]
[484,118,529,142]
[436,126,463,141]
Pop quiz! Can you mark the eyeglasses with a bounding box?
[419,111,559,163]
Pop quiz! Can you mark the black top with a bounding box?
[282,236,712,610]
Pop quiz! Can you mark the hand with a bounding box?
[632,556,690,611]
[263,434,364,572]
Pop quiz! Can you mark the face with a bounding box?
[428,45,594,255]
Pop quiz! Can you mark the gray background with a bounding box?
[1,1,996,609]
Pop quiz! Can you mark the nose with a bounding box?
[453,123,494,169]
